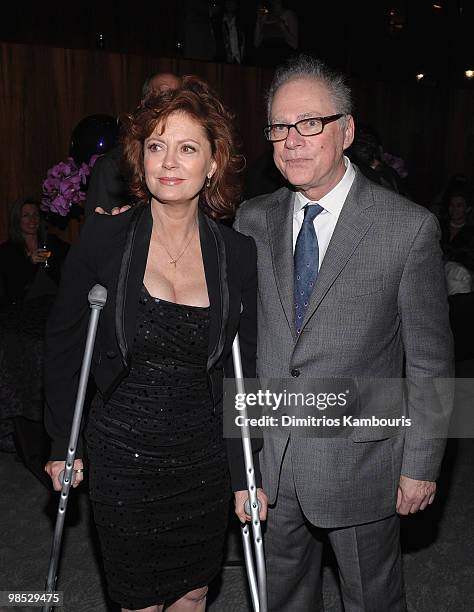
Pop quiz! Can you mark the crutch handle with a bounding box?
[58,469,80,487]
[244,498,262,516]
[88,284,107,308]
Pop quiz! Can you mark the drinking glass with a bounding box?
[38,242,52,268]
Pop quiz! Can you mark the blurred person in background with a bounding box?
[0,197,68,475]
[254,0,298,66]
[85,73,180,217]
[0,197,68,307]
[439,188,474,274]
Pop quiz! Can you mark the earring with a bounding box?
[206,176,211,188]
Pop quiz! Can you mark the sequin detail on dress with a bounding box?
[85,286,230,608]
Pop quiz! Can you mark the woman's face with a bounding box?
[448,195,469,224]
[143,112,217,207]
[20,203,40,236]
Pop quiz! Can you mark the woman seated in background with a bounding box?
[439,187,474,273]
[440,188,474,366]
[0,197,69,461]
[44,76,267,612]
[0,197,69,308]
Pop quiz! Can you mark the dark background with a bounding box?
[2,1,473,86]
[1,0,473,242]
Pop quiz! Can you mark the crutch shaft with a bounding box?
[242,524,260,612]
[232,335,267,612]
[43,285,107,612]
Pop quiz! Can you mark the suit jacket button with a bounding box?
[106,350,117,359]
[291,368,300,377]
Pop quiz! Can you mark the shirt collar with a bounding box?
[294,156,355,216]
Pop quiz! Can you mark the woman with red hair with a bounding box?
[44,76,267,612]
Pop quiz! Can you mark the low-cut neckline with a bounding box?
[142,284,210,310]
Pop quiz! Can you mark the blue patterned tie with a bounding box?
[294,204,324,335]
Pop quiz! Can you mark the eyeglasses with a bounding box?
[263,114,344,142]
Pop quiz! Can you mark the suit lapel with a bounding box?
[267,189,297,339]
[199,211,229,371]
[299,172,374,331]
[115,204,152,368]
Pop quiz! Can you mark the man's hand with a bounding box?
[396,475,436,515]
[234,488,268,523]
[94,205,131,216]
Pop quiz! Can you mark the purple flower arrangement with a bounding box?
[41,155,99,216]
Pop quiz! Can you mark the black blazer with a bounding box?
[44,204,260,491]
[84,146,127,217]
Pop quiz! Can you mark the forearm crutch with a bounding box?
[42,284,107,612]
[232,334,267,612]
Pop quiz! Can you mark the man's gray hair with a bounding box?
[266,54,352,121]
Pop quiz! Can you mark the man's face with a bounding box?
[149,73,180,93]
[270,77,354,201]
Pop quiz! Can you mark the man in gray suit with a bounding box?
[234,55,453,611]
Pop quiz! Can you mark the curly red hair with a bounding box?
[122,75,244,219]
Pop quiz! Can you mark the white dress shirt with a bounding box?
[292,157,356,269]
[444,261,473,295]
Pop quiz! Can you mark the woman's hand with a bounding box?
[44,458,84,491]
[30,249,48,264]
[234,488,268,523]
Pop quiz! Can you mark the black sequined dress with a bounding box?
[85,286,230,609]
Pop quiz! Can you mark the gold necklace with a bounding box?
[156,221,198,268]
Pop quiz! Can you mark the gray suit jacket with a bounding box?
[235,168,453,528]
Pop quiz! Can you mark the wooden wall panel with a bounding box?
[0,43,272,242]
[1,42,473,243]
